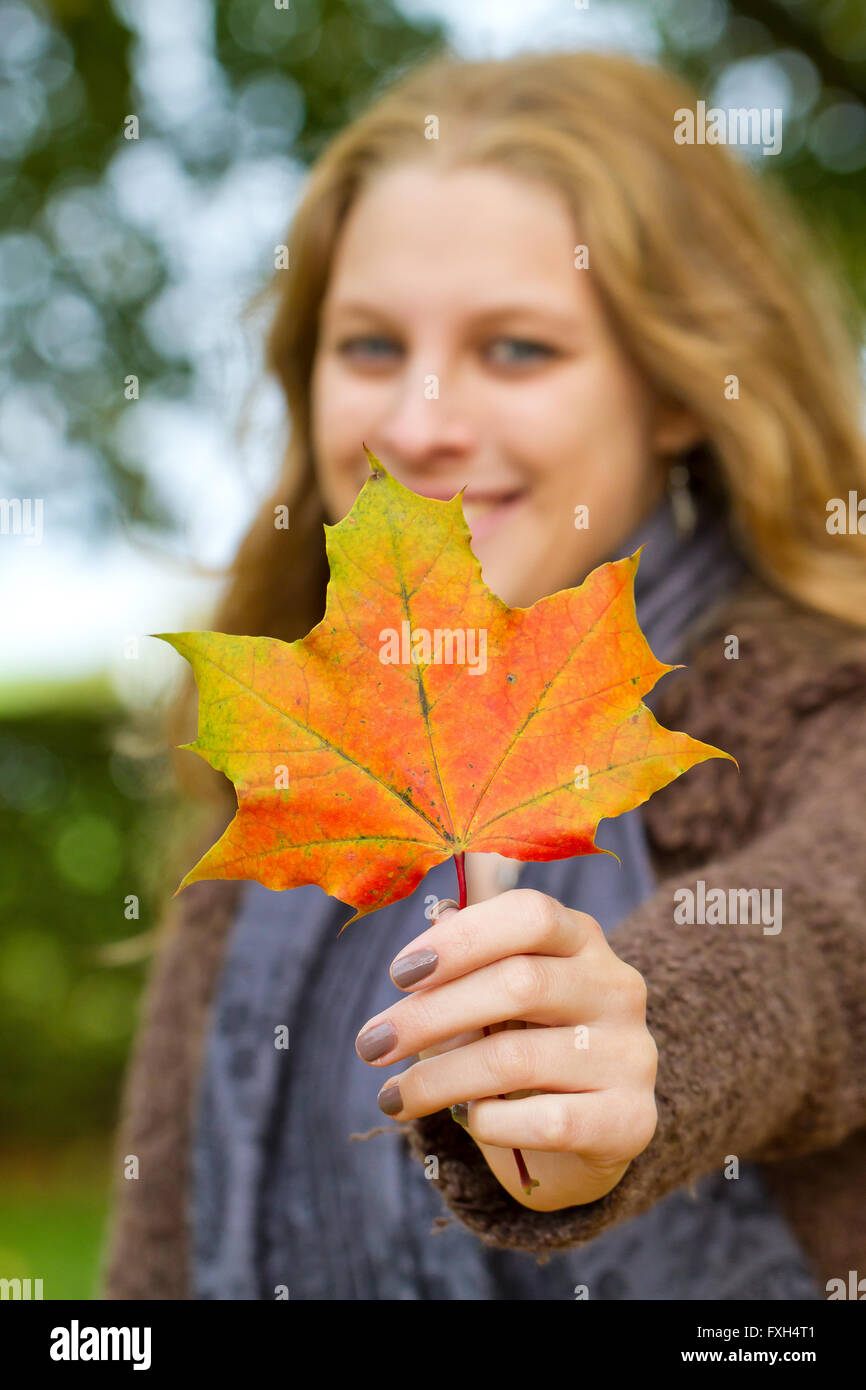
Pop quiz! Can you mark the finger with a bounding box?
[429,898,458,923]
[417,1028,484,1061]
[417,1019,517,1063]
[375,1022,649,1118]
[459,1088,658,1159]
[358,953,605,1064]
[389,888,602,992]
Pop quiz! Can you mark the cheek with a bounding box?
[312,356,354,435]
[313,364,392,500]
[309,367,356,520]
[311,360,368,470]
[541,356,653,482]
[310,356,344,445]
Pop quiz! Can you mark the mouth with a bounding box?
[355,463,527,542]
[384,481,527,542]
[460,491,526,542]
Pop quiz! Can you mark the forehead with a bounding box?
[321,163,585,315]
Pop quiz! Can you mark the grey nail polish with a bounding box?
[377,1082,402,1116]
[390,948,438,988]
[356,1021,397,1061]
[450,1102,469,1129]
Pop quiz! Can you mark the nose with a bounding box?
[369,359,477,478]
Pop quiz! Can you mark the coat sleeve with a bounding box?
[403,688,866,1258]
[98,873,240,1299]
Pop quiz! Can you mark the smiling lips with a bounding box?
[357,465,526,541]
[461,492,526,540]
[405,485,527,539]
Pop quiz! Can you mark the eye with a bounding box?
[485,337,557,367]
[336,335,401,362]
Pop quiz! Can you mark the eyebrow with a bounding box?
[322,298,580,331]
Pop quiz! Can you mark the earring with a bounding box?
[666,462,697,540]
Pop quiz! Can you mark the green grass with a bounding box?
[0,671,119,717]
[0,1139,113,1300]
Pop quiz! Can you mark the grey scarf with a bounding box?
[192,481,822,1300]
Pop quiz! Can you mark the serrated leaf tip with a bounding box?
[362,442,386,476]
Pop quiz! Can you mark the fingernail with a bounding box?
[430,898,459,924]
[450,1102,469,1129]
[377,1081,402,1116]
[390,947,438,988]
[356,1020,397,1061]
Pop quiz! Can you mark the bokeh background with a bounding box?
[2,0,865,1298]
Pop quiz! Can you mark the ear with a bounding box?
[650,402,706,456]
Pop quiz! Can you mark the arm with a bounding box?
[394,691,866,1256]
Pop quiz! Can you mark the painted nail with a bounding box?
[450,1102,469,1129]
[377,1081,402,1116]
[390,947,438,988]
[430,898,459,924]
[356,1020,397,1062]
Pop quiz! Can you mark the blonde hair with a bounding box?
[168,46,866,818]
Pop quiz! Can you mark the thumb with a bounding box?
[429,897,460,924]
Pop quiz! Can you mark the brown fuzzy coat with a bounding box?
[100,575,866,1299]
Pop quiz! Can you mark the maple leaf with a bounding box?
[156,447,737,927]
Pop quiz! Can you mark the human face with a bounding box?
[310,164,691,608]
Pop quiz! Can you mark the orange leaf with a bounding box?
[156,447,737,925]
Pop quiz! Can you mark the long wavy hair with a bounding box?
[156,47,866,875]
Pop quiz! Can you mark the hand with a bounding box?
[354,888,659,1211]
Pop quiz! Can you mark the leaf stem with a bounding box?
[453,851,539,1197]
[455,849,467,909]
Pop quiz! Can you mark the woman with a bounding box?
[102,49,866,1300]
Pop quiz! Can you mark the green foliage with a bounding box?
[0,1155,110,1300]
[4,0,865,550]
[0,697,176,1138]
[655,0,866,323]
[214,0,449,165]
[0,0,447,538]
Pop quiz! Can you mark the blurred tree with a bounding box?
[1,0,864,542]
[653,0,866,332]
[0,693,173,1138]
[0,0,447,541]
[728,0,866,98]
